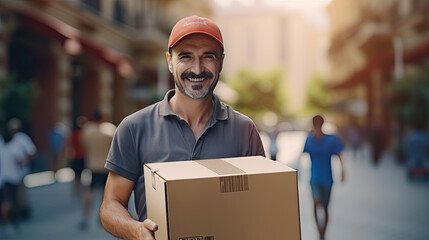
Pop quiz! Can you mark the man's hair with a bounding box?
[312,114,324,127]
[92,109,103,122]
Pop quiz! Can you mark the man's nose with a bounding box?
[191,58,204,75]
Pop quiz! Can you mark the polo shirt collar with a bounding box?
[159,90,176,117]
[159,89,228,121]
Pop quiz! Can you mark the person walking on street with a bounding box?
[268,126,280,161]
[345,121,362,160]
[80,110,116,230]
[0,118,37,235]
[302,115,345,240]
[66,116,87,199]
[48,122,68,171]
[404,124,429,180]
[99,15,265,239]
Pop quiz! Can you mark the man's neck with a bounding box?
[314,130,324,139]
[169,91,214,137]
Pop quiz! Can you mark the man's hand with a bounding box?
[100,172,158,240]
[338,155,345,183]
[137,219,158,240]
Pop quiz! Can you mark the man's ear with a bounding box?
[219,53,225,72]
[166,51,173,73]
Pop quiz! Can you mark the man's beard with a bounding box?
[175,71,219,99]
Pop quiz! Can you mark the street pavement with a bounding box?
[0,181,120,240]
[1,139,428,240]
[296,145,429,240]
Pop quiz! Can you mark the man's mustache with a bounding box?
[181,71,213,80]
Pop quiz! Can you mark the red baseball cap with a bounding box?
[168,16,223,51]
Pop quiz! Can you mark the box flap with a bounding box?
[222,156,296,174]
[145,156,296,181]
[196,158,245,175]
[145,160,219,180]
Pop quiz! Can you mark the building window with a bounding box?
[114,0,125,25]
[81,0,100,14]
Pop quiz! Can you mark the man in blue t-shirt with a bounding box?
[303,115,345,240]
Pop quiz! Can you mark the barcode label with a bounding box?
[179,237,202,240]
[179,236,214,240]
[219,175,249,193]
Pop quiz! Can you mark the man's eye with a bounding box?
[204,55,215,60]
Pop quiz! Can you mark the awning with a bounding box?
[329,39,429,90]
[329,52,393,89]
[403,39,429,64]
[15,9,133,78]
[18,9,80,42]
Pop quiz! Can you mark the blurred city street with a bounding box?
[1,1,429,240]
[1,134,428,240]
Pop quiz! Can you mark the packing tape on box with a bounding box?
[197,159,249,193]
[196,159,245,175]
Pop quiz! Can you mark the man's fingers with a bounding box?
[143,219,158,232]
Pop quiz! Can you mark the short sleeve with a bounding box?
[105,117,140,181]
[332,135,344,155]
[19,133,37,156]
[249,124,266,157]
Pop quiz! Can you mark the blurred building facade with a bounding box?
[327,0,429,147]
[214,1,329,115]
[0,0,213,168]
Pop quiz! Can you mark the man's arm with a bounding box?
[337,154,345,182]
[100,171,158,240]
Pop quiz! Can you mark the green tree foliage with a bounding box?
[0,73,38,134]
[303,74,332,115]
[390,70,429,129]
[225,68,287,119]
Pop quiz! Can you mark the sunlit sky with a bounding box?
[214,0,333,29]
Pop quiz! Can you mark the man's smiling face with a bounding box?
[167,33,224,100]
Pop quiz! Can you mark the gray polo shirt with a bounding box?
[105,90,265,221]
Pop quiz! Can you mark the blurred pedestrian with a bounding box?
[0,118,37,234]
[80,110,116,230]
[368,122,385,165]
[345,121,362,160]
[302,115,345,240]
[268,126,279,160]
[404,125,429,180]
[48,122,68,171]
[66,116,87,199]
[99,15,265,239]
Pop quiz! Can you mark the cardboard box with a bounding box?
[144,156,301,240]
